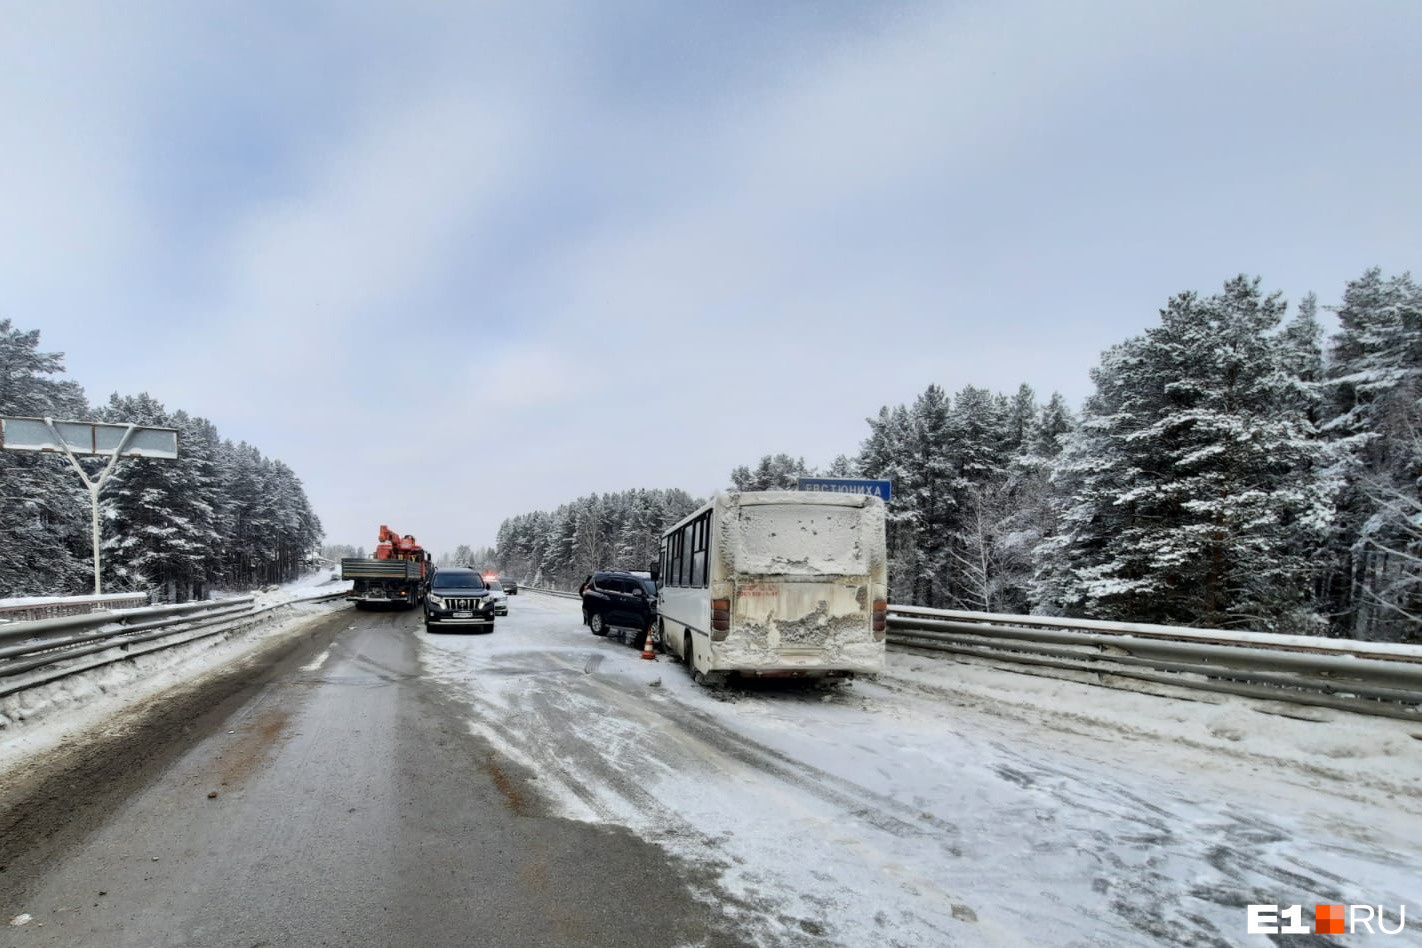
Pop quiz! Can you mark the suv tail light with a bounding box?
[872,599,887,638]
[711,598,730,640]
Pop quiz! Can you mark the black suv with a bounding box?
[424,567,498,632]
[581,570,657,648]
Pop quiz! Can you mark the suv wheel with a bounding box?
[589,612,608,636]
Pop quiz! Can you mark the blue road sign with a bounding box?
[796,477,892,503]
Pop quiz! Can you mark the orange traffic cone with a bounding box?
[641,624,657,661]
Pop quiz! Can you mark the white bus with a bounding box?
[656,491,888,686]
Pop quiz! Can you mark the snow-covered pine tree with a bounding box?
[904,385,955,606]
[1004,392,1076,615]
[1037,277,1334,631]
[180,414,229,598]
[1323,269,1422,638]
[939,386,1011,608]
[161,410,224,600]
[1032,392,1075,459]
[978,386,1068,615]
[99,392,196,596]
[1002,384,1038,456]
[858,405,917,603]
[0,319,91,595]
[540,507,575,588]
[267,460,322,583]
[729,454,814,491]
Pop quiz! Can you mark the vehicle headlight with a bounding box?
[427,594,444,608]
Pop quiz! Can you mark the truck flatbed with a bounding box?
[341,558,422,581]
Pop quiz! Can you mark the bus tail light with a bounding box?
[711,598,731,640]
[872,599,887,638]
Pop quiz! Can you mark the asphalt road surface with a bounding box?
[0,603,748,948]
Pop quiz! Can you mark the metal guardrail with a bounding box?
[0,591,349,700]
[524,586,581,599]
[0,593,149,624]
[887,606,1422,720]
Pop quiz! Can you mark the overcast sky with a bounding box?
[4,1,1420,555]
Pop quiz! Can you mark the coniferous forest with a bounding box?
[492,489,704,591]
[0,319,323,602]
[491,269,1420,642]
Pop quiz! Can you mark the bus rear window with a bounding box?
[733,504,866,575]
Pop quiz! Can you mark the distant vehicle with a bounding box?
[499,577,518,595]
[342,525,431,609]
[486,580,509,616]
[657,491,888,686]
[581,570,658,648]
[424,567,498,632]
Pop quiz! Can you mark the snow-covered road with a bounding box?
[422,593,1422,947]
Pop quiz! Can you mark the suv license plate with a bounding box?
[453,611,473,619]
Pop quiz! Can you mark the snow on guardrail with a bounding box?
[887,605,1422,720]
[0,593,149,624]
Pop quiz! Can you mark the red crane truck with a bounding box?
[342,525,431,609]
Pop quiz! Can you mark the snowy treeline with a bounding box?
[436,545,497,569]
[741,270,1421,641]
[0,320,323,601]
[491,489,703,589]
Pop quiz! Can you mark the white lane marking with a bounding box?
[299,649,331,672]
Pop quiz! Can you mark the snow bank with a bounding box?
[208,569,347,605]
[0,596,342,773]
[885,649,1422,809]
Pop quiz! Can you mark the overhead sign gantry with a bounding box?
[0,416,179,595]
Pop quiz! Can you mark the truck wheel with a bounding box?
[589,612,607,636]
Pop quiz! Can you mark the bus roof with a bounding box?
[660,490,882,537]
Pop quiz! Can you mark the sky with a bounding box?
[3,0,1420,555]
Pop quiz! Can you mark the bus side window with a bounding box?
[675,526,687,586]
[669,529,680,587]
[689,514,707,586]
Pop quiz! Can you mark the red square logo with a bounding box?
[1316,904,1345,935]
